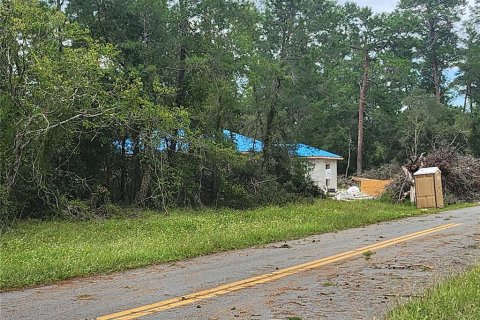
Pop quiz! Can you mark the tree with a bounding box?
[341,4,394,173]
[0,0,176,216]
[399,89,469,158]
[399,0,467,103]
[456,0,480,112]
[246,0,339,164]
[296,2,419,173]
[1,0,106,189]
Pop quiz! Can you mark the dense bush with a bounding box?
[1,128,321,222]
[356,162,402,180]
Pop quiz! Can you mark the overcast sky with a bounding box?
[336,0,475,14]
[336,0,398,12]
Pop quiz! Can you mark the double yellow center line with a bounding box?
[98,223,461,320]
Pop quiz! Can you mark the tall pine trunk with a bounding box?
[357,51,369,174]
[170,0,187,154]
[263,77,281,165]
[429,18,442,103]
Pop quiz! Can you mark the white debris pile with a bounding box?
[335,186,374,201]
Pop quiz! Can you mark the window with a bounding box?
[325,163,332,188]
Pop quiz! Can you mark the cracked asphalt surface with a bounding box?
[1,206,479,320]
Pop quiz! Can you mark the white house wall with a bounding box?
[307,158,338,191]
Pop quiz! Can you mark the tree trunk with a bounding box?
[119,137,127,201]
[175,46,186,108]
[55,0,63,11]
[401,165,416,203]
[464,82,471,113]
[432,57,441,103]
[262,4,292,165]
[131,133,141,202]
[169,0,187,153]
[6,131,31,194]
[429,18,441,103]
[135,161,151,206]
[357,51,369,174]
[345,137,351,176]
[142,10,149,48]
[263,77,281,165]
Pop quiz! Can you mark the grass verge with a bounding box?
[0,200,473,290]
[387,265,480,320]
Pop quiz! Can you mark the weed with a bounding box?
[322,282,335,287]
[420,265,433,272]
[363,250,375,260]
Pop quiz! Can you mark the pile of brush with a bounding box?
[386,147,480,204]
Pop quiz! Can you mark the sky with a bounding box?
[336,0,398,12]
[336,0,475,13]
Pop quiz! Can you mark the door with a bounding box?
[415,175,436,208]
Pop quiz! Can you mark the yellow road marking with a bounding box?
[98,223,461,320]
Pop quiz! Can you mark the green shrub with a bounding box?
[0,185,15,227]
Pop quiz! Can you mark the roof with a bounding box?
[113,130,188,155]
[223,130,342,159]
[115,130,342,160]
[414,167,441,176]
[291,143,343,159]
[223,129,263,153]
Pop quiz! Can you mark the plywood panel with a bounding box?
[434,171,444,208]
[351,178,392,197]
[415,174,436,209]
[361,180,391,197]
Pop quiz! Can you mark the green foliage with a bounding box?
[470,112,480,156]
[362,250,375,260]
[131,138,319,210]
[0,184,15,227]
[399,89,470,158]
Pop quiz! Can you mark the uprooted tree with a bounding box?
[387,147,480,203]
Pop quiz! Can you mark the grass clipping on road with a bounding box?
[387,265,480,320]
[0,200,466,290]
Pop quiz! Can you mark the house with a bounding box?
[292,143,343,191]
[223,130,343,191]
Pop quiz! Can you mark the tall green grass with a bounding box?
[0,200,469,290]
[387,266,480,320]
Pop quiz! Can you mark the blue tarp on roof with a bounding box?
[223,129,263,153]
[291,143,342,159]
[114,129,341,159]
[223,129,341,159]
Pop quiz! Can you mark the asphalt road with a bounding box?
[1,206,479,320]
